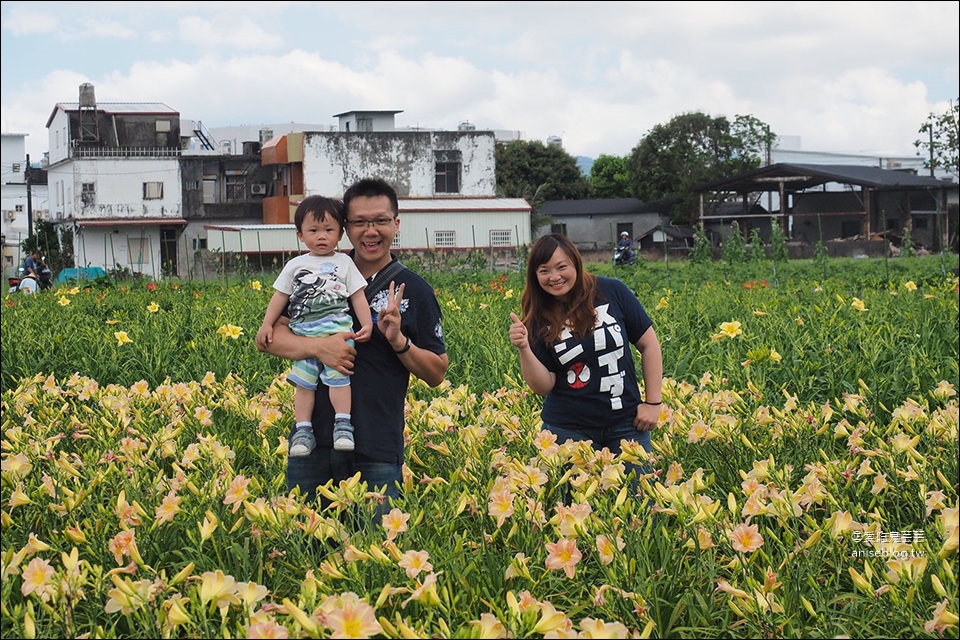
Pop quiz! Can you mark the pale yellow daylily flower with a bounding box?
[216,324,244,341]
[712,321,743,340]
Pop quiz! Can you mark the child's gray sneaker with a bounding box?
[288,426,316,457]
[332,418,355,451]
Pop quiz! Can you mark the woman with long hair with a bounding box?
[508,233,663,480]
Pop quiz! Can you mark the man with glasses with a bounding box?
[259,177,448,521]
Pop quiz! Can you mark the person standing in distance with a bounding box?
[258,177,448,517]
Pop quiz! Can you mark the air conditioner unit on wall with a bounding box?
[4,210,15,221]
[251,183,267,196]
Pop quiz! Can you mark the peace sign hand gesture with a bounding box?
[378,280,407,350]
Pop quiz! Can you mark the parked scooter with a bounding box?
[8,265,53,294]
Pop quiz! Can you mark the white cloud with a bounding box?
[1,4,58,35]
[178,15,284,51]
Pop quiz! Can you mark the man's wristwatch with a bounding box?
[394,336,411,354]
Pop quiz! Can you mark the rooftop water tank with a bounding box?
[79,83,96,108]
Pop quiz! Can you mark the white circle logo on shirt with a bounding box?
[566,362,590,388]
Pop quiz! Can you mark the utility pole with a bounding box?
[929,126,935,177]
[25,154,33,239]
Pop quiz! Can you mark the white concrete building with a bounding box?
[1,133,49,279]
[46,84,185,278]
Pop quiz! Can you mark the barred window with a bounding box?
[490,229,512,247]
[434,230,456,247]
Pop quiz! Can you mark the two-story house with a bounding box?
[45,83,185,277]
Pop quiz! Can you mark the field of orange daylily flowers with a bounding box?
[1,256,958,638]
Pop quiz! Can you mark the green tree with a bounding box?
[626,112,776,224]
[589,154,631,198]
[496,140,590,235]
[914,98,959,179]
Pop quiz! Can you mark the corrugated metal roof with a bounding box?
[55,102,177,114]
[77,217,187,227]
[398,198,530,212]
[693,163,951,193]
[205,224,294,232]
[47,102,178,128]
[541,198,645,216]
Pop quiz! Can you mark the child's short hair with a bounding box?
[294,196,345,232]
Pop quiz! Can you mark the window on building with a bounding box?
[15,204,24,212]
[490,229,512,247]
[192,238,208,250]
[186,180,200,191]
[435,150,462,194]
[551,223,568,236]
[143,182,164,200]
[434,230,456,247]
[913,217,928,229]
[82,182,95,194]
[128,238,149,265]
[391,233,401,249]
[203,178,217,204]
[225,175,246,201]
[156,120,171,132]
[357,117,373,132]
[12,163,20,173]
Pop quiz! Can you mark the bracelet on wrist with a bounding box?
[393,336,411,354]
[643,401,662,406]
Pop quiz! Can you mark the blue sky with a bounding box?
[2,1,957,163]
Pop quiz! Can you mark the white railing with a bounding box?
[70,145,181,159]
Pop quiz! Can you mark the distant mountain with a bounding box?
[576,155,594,176]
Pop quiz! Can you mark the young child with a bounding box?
[256,196,372,456]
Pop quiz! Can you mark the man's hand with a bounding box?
[317,332,357,376]
[377,281,406,349]
[258,322,357,376]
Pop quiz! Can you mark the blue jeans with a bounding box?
[544,421,651,496]
[286,446,402,523]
